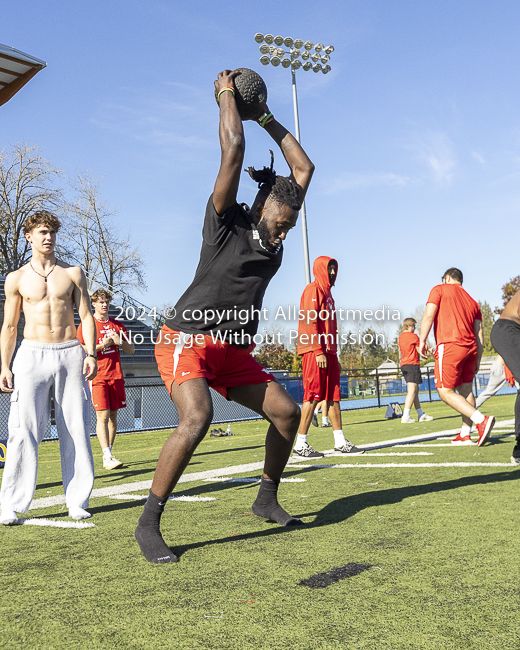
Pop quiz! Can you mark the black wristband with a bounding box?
[86,353,97,360]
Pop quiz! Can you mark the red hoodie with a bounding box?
[297,256,338,356]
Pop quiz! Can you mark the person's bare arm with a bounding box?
[72,268,97,381]
[419,303,438,358]
[474,318,483,369]
[212,70,245,216]
[0,273,22,392]
[263,118,315,202]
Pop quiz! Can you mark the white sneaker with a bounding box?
[103,455,123,470]
[419,414,433,422]
[0,508,18,525]
[401,416,415,423]
[69,507,92,520]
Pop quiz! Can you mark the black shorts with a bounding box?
[401,364,422,384]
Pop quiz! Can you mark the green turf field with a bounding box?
[1,395,519,650]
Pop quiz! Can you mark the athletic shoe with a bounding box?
[0,509,18,525]
[476,415,495,447]
[334,441,365,455]
[311,413,319,427]
[511,455,520,466]
[401,416,415,424]
[69,507,92,520]
[321,422,332,428]
[103,455,123,470]
[511,443,520,466]
[419,414,433,422]
[451,433,474,445]
[293,444,324,458]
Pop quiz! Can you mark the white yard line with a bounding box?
[26,419,517,513]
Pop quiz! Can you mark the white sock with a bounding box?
[333,430,346,447]
[295,434,307,449]
[322,416,329,425]
[460,425,471,437]
[314,408,319,415]
[470,411,485,425]
[102,447,112,459]
[403,408,411,419]
[417,408,424,418]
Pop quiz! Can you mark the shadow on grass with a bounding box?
[171,469,520,558]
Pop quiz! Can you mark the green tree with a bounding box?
[479,300,496,356]
[254,342,294,370]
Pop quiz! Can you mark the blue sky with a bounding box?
[2,0,519,340]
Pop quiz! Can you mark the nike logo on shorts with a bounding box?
[181,371,191,376]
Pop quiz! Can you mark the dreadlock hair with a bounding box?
[245,150,301,211]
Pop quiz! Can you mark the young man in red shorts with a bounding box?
[135,69,315,563]
[294,256,364,457]
[419,268,494,445]
[77,289,135,469]
[398,317,433,424]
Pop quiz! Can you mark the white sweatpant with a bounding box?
[0,339,94,513]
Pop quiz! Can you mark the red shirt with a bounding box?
[399,331,420,366]
[427,284,481,346]
[77,317,127,384]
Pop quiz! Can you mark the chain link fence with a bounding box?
[0,367,516,442]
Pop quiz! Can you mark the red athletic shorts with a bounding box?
[302,351,341,402]
[434,342,478,389]
[90,378,127,411]
[154,326,275,399]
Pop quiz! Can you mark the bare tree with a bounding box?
[0,143,62,273]
[63,172,146,294]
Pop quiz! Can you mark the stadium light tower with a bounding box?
[254,33,333,285]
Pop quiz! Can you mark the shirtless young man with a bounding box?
[490,290,520,465]
[135,69,314,563]
[0,211,97,524]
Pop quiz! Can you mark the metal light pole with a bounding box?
[254,33,334,285]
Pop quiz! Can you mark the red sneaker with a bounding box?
[451,432,474,445]
[476,415,495,447]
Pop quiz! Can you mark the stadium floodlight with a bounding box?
[253,33,334,284]
[0,43,46,107]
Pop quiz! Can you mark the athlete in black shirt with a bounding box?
[135,69,314,563]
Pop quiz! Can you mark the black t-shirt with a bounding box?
[165,195,283,346]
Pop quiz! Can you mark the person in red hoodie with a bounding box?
[294,256,364,457]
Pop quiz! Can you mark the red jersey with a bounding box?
[427,284,481,347]
[297,256,338,356]
[398,331,420,366]
[77,316,127,384]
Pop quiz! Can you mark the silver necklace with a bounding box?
[30,261,56,283]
